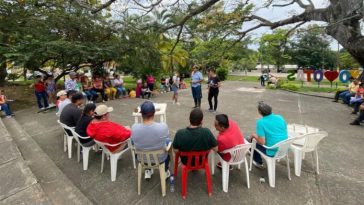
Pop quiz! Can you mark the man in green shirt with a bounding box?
[173,109,218,165]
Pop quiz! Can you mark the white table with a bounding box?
[132,103,167,124]
[288,124,319,146]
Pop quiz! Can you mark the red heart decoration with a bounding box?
[324,71,339,82]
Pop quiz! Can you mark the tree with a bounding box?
[339,50,360,69]
[259,29,292,71]
[74,0,364,69]
[290,27,337,69]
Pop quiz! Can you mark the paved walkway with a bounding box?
[4,81,364,205]
[0,119,50,204]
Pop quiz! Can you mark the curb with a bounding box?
[279,89,334,99]
[2,118,93,205]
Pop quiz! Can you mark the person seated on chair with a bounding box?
[0,89,14,118]
[113,74,127,98]
[65,71,78,91]
[214,114,244,169]
[350,83,364,114]
[350,102,364,125]
[131,101,171,180]
[141,82,152,99]
[338,79,360,104]
[173,108,218,165]
[104,73,117,100]
[60,92,84,128]
[58,90,77,115]
[75,103,97,147]
[249,102,288,169]
[87,104,131,153]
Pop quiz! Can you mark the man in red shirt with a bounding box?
[214,114,244,167]
[87,104,131,153]
[32,75,49,110]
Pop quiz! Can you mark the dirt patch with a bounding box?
[1,84,35,111]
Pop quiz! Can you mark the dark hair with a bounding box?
[67,90,78,98]
[209,67,216,73]
[190,108,203,126]
[142,112,155,119]
[94,115,103,120]
[71,92,84,103]
[258,101,272,116]
[215,114,229,129]
[83,103,96,116]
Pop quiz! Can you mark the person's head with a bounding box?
[192,65,199,72]
[257,101,272,117]
[47,75,54,80]
[353,79,359,85]
[140,101,155,121]
[114,74,119,79]
[0,89,4,95]
[94,104,113,121]
[189,108,203,126]
[71,92,85,106]
[209,67,216,76]
[143,82,148,87]
[83,103,96,117]
[69,72,77,80]
[36,75,42,82]
[56,90,67,101]
[214,114,229,132]
[66,90,77,99]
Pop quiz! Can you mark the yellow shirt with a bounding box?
[348,83,359,93]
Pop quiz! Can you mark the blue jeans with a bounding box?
[35,91,49,109]
[115,86,126,97]
[191,85,202,101]
[339,91,353,104]
[0,103,12,116]
[253,143,267,165]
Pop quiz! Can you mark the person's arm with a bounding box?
[250,120,266,145]
[114,123,131,142]
[172,132,180,153]
[249,133,266,145]
[0,95,5,104]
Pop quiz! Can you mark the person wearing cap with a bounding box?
[131,101,171,180]
[65,72,78,91]
[56,90,67,110]
[0,89,14,118]
[31,75,49,110]
[60,92,84,128]
[191,65,203,108]
[87,104,131,153]
[249,102,288,169]
[58,90,77,115]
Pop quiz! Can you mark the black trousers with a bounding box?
[334,90,346,101]
[208,89,219,111]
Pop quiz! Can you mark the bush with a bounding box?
[216,67,228,81]
[280,83,299,91]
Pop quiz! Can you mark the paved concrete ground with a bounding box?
[0,119,51,205]
[6,81,364,205]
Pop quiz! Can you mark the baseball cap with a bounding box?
[94,104,113,116]
[56,90,67,97]
[140,101,155,115]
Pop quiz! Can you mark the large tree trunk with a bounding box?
[0,56,7,87]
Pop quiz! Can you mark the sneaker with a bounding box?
[208,108,214,112]
[176,102,180,106]
[351,111,358,115]
[165,170,171,179]
[350,121,360,125]
[145,169,154,180]
[252,160,264,169]
[5,116,12,118]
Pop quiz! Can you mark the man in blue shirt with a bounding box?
[191,65,203,108]
[249,102,288,168]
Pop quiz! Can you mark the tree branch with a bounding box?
[169,25,184,55]
[132,0,163,9]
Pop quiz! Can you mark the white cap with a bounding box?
[56,90,67,97]
[94,104,113,116]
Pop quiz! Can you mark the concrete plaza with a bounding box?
[2,81,363,205]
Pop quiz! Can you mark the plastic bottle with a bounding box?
[169,175,175,192]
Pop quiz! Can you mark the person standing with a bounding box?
[207,68,221,112]
[45,75,56,106]
[171,73,180,105]
[146,74,155,92]
[65,72,78,91]
[32,75,49,111]
[191,65,203,108]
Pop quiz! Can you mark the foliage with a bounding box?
[216,67,228,81]
[339,50,360,69]
[289,27,337,69]
[279,83,299,91]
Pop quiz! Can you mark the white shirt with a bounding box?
[172,75,180,86]
[58,99,71,115]
[114,79,124,86]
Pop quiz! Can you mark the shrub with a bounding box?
[216,67,228,81]
[280,83,299,91]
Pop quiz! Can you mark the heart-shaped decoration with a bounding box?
[349,70,360,79]
[324,71,339,82]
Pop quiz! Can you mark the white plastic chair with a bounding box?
[212,144,252,192]
[249,138,297,188]
[291,131,328,176]
[57,120,74,158]
[95,139,135,181]
[69,129,95,170]
[135,149,168,196]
